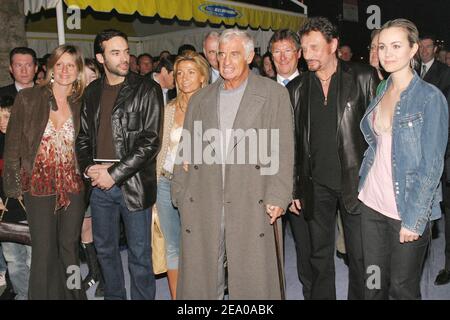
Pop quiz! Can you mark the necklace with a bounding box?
[316,72,334,106]
[317,74,333,82]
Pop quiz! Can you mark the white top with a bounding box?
[163,125,183,173]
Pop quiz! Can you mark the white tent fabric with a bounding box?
[139,27,273,57]
[27,27,274,58]
[26,32,141,58]
[24,0,60,14]
[25,0,66,44]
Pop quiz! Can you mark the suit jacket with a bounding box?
[171,72,294,299]
[146,72,176,102]
[287,60,379,220]
[0,84,18,100]
[420,60,450,99]
[420,61,450,205]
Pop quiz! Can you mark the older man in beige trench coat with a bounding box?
[171,29,294,300]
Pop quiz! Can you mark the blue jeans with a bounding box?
[90,186,155,300]
[156,176,181,270]
[1,242,31,300]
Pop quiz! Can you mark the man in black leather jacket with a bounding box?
[287,17,379,300]
[76,29,163,300]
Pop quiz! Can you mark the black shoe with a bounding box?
[81,242,105,297]
[79,244,87,263]
[336,250,349,266]
[94,281,104,297]
[0,286,16,300]
[435,269,450,285]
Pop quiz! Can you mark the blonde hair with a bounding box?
[173,50,210,106]
[41,44,86,101]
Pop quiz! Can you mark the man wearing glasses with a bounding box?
[268,30,313,300]
[269,29,302,87]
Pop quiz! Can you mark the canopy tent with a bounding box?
[25,0,307,58]
[63,0,307,31]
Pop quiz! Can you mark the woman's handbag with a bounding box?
[0,198,31,246]
[151,206,167,275]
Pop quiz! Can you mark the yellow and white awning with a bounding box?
[64,0,306,31]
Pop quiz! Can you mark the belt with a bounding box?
[160,168,174,180]
[93,159,120,165]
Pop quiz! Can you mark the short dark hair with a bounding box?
[268,29,301,52]
[177,44,196,56]
[154,56,174,73]
[420,33,436,46]
[0,95,14,108]
[159,50,171,58]
[298,17,339,43]
[137,53,153,65]
[94,29,128,56]
[9,47,37,66]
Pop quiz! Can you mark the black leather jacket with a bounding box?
[287,61,379,220]
[76,72,164,211]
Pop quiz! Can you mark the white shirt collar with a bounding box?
[15,81,33,92]
[211,68,220,83]
[277,70,300,86]
[422,58,435,70]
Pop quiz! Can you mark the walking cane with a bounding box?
[273,220,286,300]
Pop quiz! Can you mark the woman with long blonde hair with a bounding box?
[155,50,209,299]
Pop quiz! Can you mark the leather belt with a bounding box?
[160,168,174,180]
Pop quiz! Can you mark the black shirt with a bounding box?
[309,72,341,190]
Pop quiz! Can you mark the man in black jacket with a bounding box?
[76,29,163,300]
[287,17,378,300]
[147,57,176,105]
[0,47,37,300]
[0,47,37,99]
[419,34,450,285]
[418,34,450,97]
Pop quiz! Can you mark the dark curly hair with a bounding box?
[298,17,339,44]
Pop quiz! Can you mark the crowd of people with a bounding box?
[0,15,449,300]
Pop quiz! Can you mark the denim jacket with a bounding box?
[358,72,448,235]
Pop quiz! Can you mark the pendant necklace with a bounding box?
[317,74,333,106]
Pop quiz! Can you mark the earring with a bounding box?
[410,58,415,69]
[50,72,54,84]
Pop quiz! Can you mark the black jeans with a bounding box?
[360,202,430,300]
[307,182,364,300]
[282,210,313,300]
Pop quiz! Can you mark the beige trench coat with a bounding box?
[172,72,294,299]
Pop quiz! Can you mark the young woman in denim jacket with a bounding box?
[358,19,448,299]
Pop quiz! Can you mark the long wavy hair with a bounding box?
[41,44,86,101]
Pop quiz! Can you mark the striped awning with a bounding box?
[64,0,307,31]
